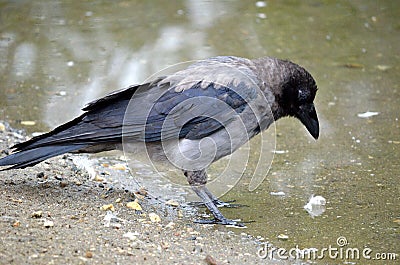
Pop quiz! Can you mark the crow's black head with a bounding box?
[277,61,319,139]
[252,57,319,139]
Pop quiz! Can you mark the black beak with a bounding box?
[296,103,319,139]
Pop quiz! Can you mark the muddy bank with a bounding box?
[0,121,282,265]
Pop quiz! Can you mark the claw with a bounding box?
[188,199,247,208]
[214,200,248,208]
[194,218,246,228]
[187,177,249,227]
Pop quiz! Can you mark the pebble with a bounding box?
[277,234,289,240]
[100,204,115,211]
[126,199,142,211]
[205,254,218,265]
[270,191,285,196]
[59,180,68,188]
[109,163,126,171]
[43,219,54,228]
[165,199,179,207]
[31,211,43,218]
[376,65,391,71]
[20,120,36,126]
[148,213,161,223]
[165,222,175,229]
[123,231,139,241]
[177,210,183,218]
[93,175,105,182]
[0,122,5,132]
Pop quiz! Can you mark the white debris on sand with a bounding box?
[357,111,379,118]
[304,195,326,217]
[103,211,123,228]
[123,231,140,241]
[272,150,288,154]
[270,191,285,196]
[255,1,267,8]
[72,156,97,179]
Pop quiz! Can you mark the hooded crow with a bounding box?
[0,56,319,226]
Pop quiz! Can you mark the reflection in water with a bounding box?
[0,1,399,262]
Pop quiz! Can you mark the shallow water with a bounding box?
[0,1,399,263]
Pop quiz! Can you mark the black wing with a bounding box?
[12,56,260,151]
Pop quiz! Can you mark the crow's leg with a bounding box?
[184,170,244,227]
[203,187,247,208]
[188,186,245,208]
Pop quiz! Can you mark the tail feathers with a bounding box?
[0,144,87,170]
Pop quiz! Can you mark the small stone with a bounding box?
[160,241,169,249]
[31,210,43,218]
[177,210,183,218]
[74,181,82,186]
[85,251,93,258]
[123,231,139,241]
[376,65,391,71]
[148,213,161,223]
[10,198,22,203]
[0,122,5,132]
[93,174,105,182]
[126,199,142,211]
[100,204,115,211]
[277,234,289,240]
[59,180,68,188]
[115,198,122,203]
[12,220,21,227]
[109,163,126,170]
[21,120,36,126]
[43,219,54,228]
[165,199,179,207]
[270,191,285,196]
[205,254,218,265]
[165,222,175,229]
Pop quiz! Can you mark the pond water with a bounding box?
[0,1,398,263]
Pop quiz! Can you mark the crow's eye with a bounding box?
[298,89,309,104]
